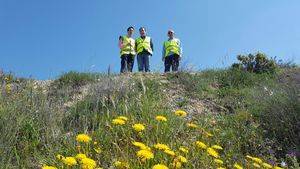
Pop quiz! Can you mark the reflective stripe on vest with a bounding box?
[136,36,153,55]
[120,36,136,56]
[164,39,180,57]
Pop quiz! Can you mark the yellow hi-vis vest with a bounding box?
[120,35,136,56]
[164,38,180,57]
[136,36,153,55]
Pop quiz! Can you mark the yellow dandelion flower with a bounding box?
[252,163,261,168]
[112,118,126,125]
[164,149,176,156]
[56,154,65,161]
[217,167,226,169]
[195,141,207,149]
[75,153,87,161]
[117,116,128,121]
[152,164,169,169]
[42,166,57,169]
[179,147,189,153]
[177,155,187,163]
[214,159,224,165]
[76,134,92,143]
[207,147,219,158]
[174,110,187,117]
[187,123,198,128]
[212,145,223,150]
[81,157,97,169]
[233,163,243,169]
[155,115,167,122]
[273,167,283,169]
[132,141,151,150]
[154,143,170,151]
[262,163,272,168]
[132,123,145,132]
[252,157,263,164]
[136,149,154,161]
[173,161,182,169]
[63,157,77,166]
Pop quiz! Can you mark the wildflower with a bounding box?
[132,141,151,150]
[173,161,182,168]
[262,163,272,168]
[246,155,263,164]
[132,123,145,132]
[212,145,223,150]
[152,164,169,169]
[63,157,77,166]
[81,157,97,169]
[177,156,187,163]
[207,147,219,158]
[155,115,167,122]
[233,163,243,169]
[164,149,176,156]
[274,167,283,169]
[195,141,207,149]
[76,134,92,143]
[217,167,226,169]
[75,153,87,161]
[252,163,261,168]
[154,143,170,151]
[187,123,198,128]
[117,116,128,121]
[137,149,154,161]
[114,160,129,168]
[174,110,187,117]
[112,118,126,125]
[42,166,57,169]
[214,159,224,165]
[56,154,64,161]
[179,146,189,153]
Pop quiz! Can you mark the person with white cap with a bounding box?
[162,29,182,72]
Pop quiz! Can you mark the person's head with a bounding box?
[139,27,146,36]
[167,29,175,39]
[127,26,134,37]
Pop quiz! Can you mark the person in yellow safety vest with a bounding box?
[119,26,136,73]
[135,27,153,72]
[162,29,182,72]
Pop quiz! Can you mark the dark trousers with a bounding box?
[120,54,134,73]
[137,53,150,72]
[164,54,180,72]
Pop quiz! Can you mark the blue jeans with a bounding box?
[137,53,150,72]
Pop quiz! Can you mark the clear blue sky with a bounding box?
[1,0,299,79]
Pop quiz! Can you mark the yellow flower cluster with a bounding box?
[174,110,187,117]
[132,123,145,132]
[155,115,167,122]
[76,134,92,143]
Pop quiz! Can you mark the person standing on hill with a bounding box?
[135,27,153,72]
[119,26,136,73]
[162,29,182,72]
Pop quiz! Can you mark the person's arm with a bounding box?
[150,38,154,52]
[162,43,165,61]
[118,36,123,49]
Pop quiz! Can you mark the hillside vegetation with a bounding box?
[0,64,299,168]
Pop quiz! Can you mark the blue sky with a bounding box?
[0,0,299,79]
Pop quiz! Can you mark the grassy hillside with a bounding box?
[0,68,299,169]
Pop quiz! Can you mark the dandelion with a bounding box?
[214,159,224,165]
[207,147,219,158]
[177,156,187,163]
[154,143,170,151]
[187,123,198,128]
[63,157,77,166]
[212,145,223,150]
[274,167,283,169]
[164,149,176,156]
[216,167,226,169]
[75,153,87,161]
[117,116,128,121]
[246,155,263,164]
[132,123,145,132]
[152,164,169,169]
[233,163,243,169]
[42,166,57,169]
[252,163,261,168]
[155,115,167,122]
[132,141,151,150]
[262,163,272,168]
[112,118,126,125]
[137,149,154,161]
[81,157,97,169]
[195,141,207,149]
[179,146,189,154]
[174,110,187,117]
[76,134,92,143]
[56,154,64,161]
[173,161,182,169]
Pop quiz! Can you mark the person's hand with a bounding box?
[162,58,165,62]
